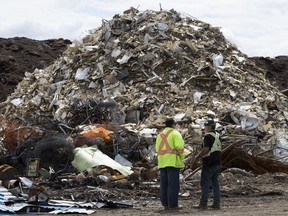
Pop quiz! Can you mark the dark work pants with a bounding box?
[200,165,221,207]
[160,167,180,208]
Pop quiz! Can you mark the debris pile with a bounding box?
[1,7,287,160]
[0,7,288,214]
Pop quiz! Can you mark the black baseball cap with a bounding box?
[204,119,215,126]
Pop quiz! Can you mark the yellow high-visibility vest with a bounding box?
[203,132,221,158]
[155,127,185,168]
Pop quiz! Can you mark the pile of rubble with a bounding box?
[0,7,288,214]
[1,7,287,158]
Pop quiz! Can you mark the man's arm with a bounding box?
[194,147,210,161]
[173,131,185,154]
[194,134,214,162]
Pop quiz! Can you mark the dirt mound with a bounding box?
[250,56,288,97]
[0,37,71,102]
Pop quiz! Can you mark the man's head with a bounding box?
[165,118,175,127]
[204,119,216,130]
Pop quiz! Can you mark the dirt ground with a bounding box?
[32,171,288,216]
[89,198,288,216]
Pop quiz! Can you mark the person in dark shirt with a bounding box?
[193,119,222,210]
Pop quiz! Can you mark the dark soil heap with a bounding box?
[250,56,288,97]
[0,37,71,102]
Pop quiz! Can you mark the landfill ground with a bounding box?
[28,198,288,216]
[33,171,288,215]
[84,197,288,216]
[46,198,286,216]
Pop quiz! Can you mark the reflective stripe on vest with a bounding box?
[203,132,221,158]
[157,130,182,155]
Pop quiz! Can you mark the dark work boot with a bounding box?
[193,204,207,210]
[209,204,220,210]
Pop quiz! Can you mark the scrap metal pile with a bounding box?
[0,7,288,214]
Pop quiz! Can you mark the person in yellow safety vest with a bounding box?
[193,118,222,210]
[155,118,185,211]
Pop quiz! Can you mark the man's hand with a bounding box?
[195,147,210,160]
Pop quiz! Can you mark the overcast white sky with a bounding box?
[0,0,287,57]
